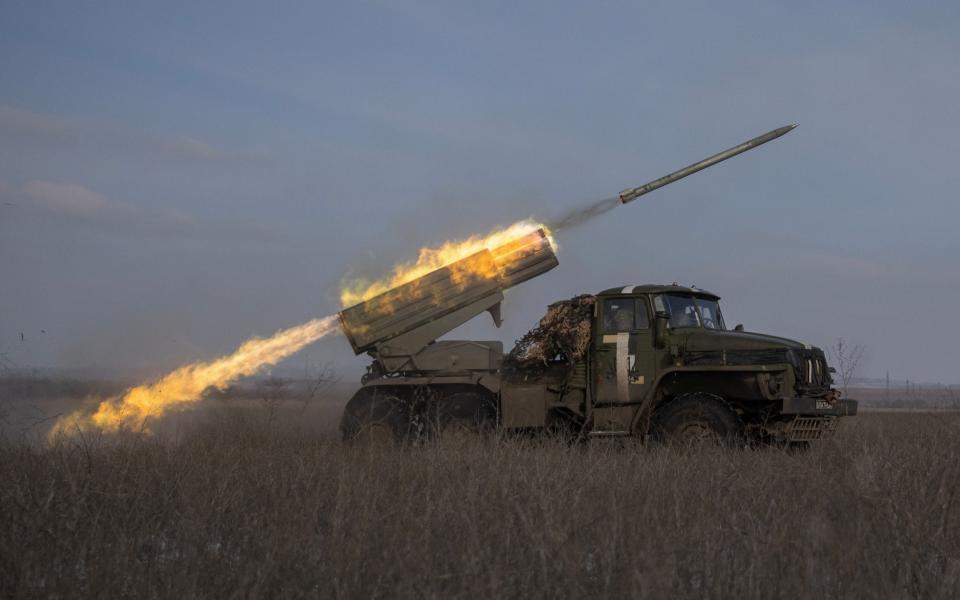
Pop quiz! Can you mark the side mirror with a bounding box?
[654,311,670,348]
[734,324,744,332]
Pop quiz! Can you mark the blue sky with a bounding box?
[1,1,958,383]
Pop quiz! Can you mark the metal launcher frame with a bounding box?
[338,228,559,374]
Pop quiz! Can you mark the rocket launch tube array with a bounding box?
[339,229,558,354]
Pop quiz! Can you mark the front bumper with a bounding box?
[781,397,858,417]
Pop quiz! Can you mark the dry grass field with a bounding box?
[1,384,959,598]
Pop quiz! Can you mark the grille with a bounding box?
[788,416,837,441]
[793,349,832,396]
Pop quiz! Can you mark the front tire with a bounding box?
[650,392,743,445]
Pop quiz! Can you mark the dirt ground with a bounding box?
[1,378,958,598]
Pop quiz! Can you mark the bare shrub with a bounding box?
[945,386,960,411]
[256,376,287,430]
[829,337,865,395]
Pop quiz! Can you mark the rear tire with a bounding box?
[431,391,495,443]
[340,388,409,445]
[651,392,743,445]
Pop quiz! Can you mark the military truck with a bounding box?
[338,229,857,445]
[339,124,856,444]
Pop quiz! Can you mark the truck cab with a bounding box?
[572,284,856,443]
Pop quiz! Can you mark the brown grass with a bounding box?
[1,410,959,598]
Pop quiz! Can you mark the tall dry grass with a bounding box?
[1,411,958,598]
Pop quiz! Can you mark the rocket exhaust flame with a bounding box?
[49,316,339,437]
[50,218,552,438]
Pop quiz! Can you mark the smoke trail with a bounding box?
[49,315,340,437]
[548,196,619,231]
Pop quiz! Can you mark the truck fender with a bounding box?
[630,364,790,433]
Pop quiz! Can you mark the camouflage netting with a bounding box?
[505,294,596,370]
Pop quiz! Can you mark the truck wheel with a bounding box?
[651,393,743,445]
[432,391,495,443]
[340,388,408,445]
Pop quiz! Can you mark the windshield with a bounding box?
[662,294,700,328]
[656,294,726,330]
[695,297,726,330]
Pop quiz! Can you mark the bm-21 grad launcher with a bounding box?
[339,124,856,445]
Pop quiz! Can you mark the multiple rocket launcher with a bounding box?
[48,124,797,438]
[339,229,558,354]
[338,124,796,357]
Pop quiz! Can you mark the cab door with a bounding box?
[593,296,656,407]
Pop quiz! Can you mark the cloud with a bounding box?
[2,179,287,245]
[24,181,114,217]
[161,135,230,161]
[0,105,265,164]
[8,180,196,236]
[0,105,69,137]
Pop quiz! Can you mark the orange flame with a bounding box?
[49,218,555,438]
[339,218,553,307]
[49,316,339,437]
